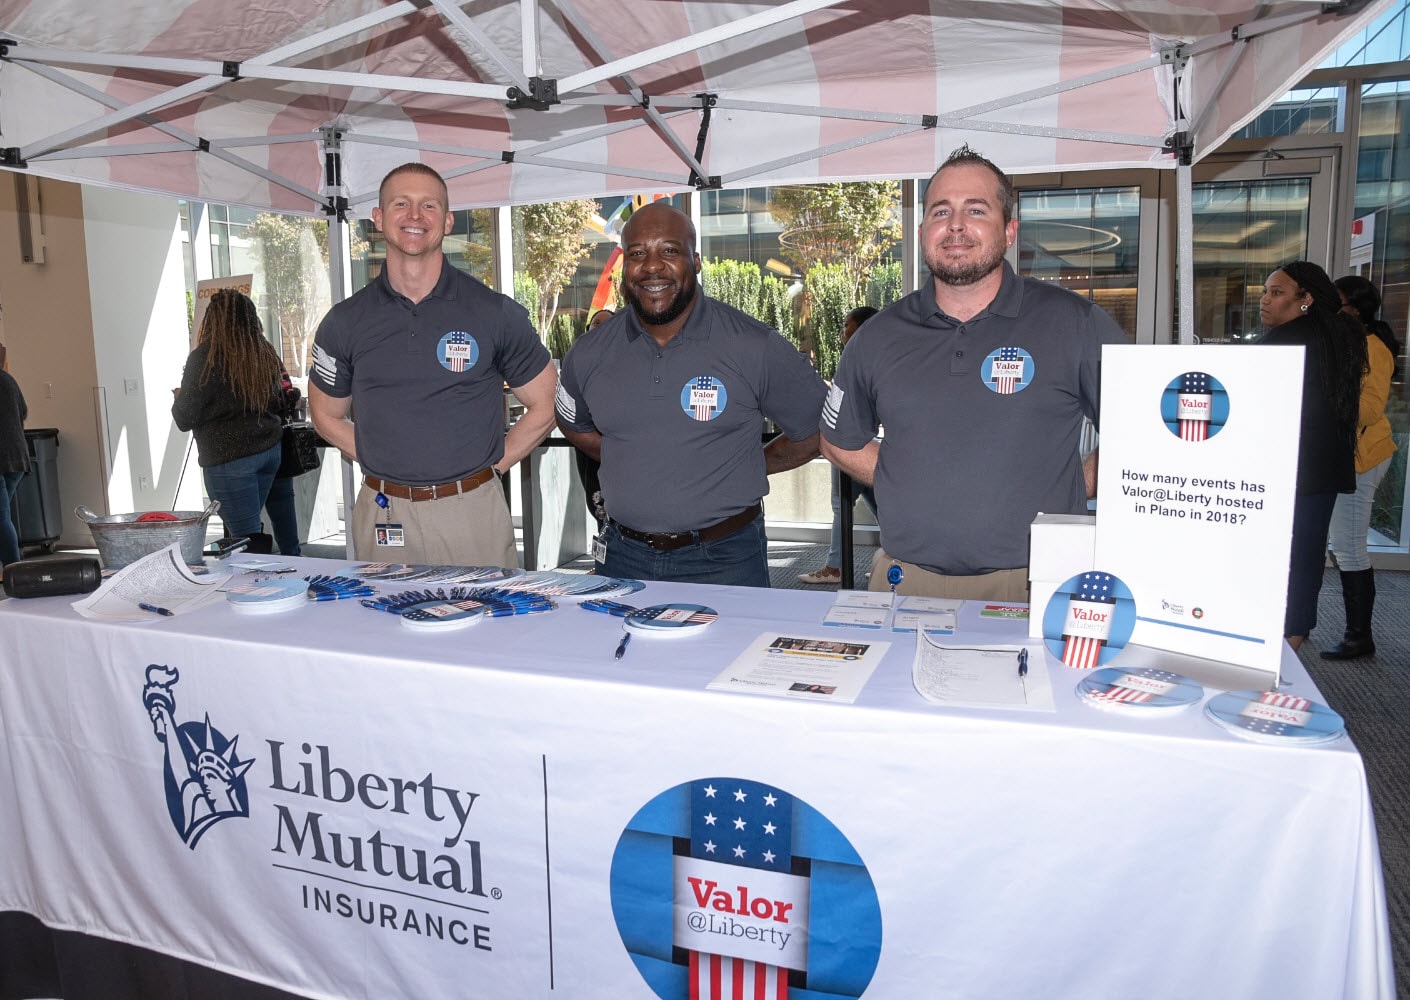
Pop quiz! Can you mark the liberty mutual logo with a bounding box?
[142,664,254,848]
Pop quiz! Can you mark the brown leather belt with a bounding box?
[364,467,496,502]
[611,503,763,552]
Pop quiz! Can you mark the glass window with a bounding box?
[1352,82,1410,546]
[237,212,342,384]
[1017,186,1140,340]
[1232,85,1344,139]
[1190,178,1310,344]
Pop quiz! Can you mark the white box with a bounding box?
[1028,513,1097,639]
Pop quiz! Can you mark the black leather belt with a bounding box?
[611,503,763,552]
[364,467,495,502]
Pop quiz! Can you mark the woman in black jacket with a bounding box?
[1257,261,1366,651]
[172,290,293,554]
[0,349,28,570]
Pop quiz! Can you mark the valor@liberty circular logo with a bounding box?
[610,777,882,998]
[439,330,479,373]
[682,375,727,421]
[981,346,1033,394]
[1161,370,1228,441]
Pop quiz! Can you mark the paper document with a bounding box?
[912,635,1055,711]
[72,542,229,622]
[707,632,890,703]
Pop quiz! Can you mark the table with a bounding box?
[0,559,1395,999]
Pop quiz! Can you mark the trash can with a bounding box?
[11,428,61,553]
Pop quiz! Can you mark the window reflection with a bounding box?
[1016,186,1140,341]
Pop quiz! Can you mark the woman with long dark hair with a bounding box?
[1258,261,1366,652]
[172,289,293,554]
[1321,275,1401,658]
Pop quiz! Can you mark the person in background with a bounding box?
[308,162,556,567]
[1257,261,1365,652]
[557,202,826,587]
[574,308,616,528]
[0,342,29,571]
[1321,274,1401,659]
[263,364,303,556]
[821,145,1125,600]
[172,289,288,555]
[799,305,878,585]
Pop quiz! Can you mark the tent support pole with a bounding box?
[321,127,357,559]
[1177,160,1195,345]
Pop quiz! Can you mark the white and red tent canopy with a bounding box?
[0,0,1393,219]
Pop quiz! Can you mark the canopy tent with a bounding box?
[0,0,1393,219]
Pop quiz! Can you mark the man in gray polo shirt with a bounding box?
[308,163,556,566]
[556,202,826,587]
[821,145,1126,601]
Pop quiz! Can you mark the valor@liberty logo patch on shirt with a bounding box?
[681,375,727,421]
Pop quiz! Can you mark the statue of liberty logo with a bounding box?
[142,664,254,849]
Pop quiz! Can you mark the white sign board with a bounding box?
[1093,345,1303,677]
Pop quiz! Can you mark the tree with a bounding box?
[514,199,599,336]
[767,182,902,296]
[247,214,322,378]
[246,214,367,378]
[805,264,854,380]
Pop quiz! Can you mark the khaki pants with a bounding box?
[866,549,1030,603]
[352,479,517,568]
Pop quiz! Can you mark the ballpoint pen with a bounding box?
[615,632,631,660]
[139,603,174,617]
[1017,647,1029,699]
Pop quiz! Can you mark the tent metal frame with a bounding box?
[0,0,1384,345]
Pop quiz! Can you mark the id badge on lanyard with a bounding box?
[374,491,406,548]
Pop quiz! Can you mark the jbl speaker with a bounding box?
[3,556,102,599]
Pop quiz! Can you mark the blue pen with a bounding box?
[139,603,174,617]
[582,599,638,617]
[615,632,631,659]
[1017,647,1029,677]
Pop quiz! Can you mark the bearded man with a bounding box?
[820,145,1128,601]
[556,202,825,587]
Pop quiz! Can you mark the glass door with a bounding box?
[1190,151,1338,344]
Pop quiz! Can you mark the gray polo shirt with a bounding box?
[310,260,550,485]
[557,295,826,533]
[821,262,1125,575]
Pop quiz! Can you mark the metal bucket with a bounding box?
[74,502,219,568]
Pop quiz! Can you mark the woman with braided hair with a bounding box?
[1258,260,1366,651]
[172,289,294,554]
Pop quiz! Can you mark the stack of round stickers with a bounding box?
[226,577,310,615]
[397,597,488,632]
[1075,666,1203,717]
[1204,690,1346,745]
[350,563,521,585]
[623,603,718,637]
[511,571,644,601]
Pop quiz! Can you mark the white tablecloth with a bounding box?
[0,559,1394,999]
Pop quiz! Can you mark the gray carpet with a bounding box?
[1300,568,1409,998]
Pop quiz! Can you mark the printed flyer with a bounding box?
[1093,345,1302,678]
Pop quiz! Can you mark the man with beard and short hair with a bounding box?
[556,202,826,587]
[820,145,1127,601]
[308,162,556,567]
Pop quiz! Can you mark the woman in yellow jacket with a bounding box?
[1325,275,1401,659]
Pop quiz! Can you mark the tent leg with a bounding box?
[1177,162,1195,345]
